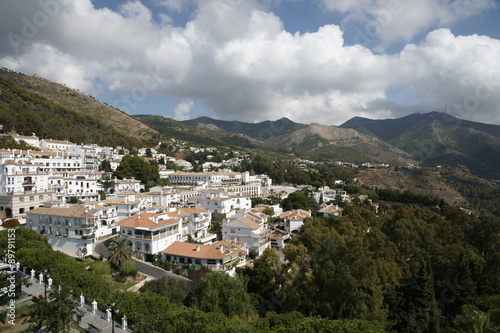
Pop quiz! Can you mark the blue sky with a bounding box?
[1,0,500,125]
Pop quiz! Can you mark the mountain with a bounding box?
[181,116,305,141]
[340,112,500,179]
[0,69,156,146]
[136,115,282,155]
[269,123,416,164]
[182,116,416,164]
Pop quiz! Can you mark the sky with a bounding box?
[0,0,499,126]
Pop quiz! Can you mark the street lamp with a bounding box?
[107,300,119,333]
[43,268,50,299]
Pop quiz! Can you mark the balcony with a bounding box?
[81,234,94,240]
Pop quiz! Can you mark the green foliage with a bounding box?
[120,259,138,277]
[107,236,132,269]
[281,189,317,211]
[376,188,444,206]
[140,276,190,306]
[262,207,275,217]
[66,196,81,204]
[28,285,83,332]
[190,272,255,317]
[114,154,160,187]
[251,154,311,185]
[452,304,500,333]
[0,75,142,149]
[0,135,38,150]
[90,261,111,276]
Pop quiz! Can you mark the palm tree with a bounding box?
[107,235,132,269]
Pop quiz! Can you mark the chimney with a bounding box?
[219,245,224,253]
[196,246,200,252]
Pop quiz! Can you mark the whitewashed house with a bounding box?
[160,241,245,276]
[25,204,95,257]
[222,213,271,255]
[280,209,312,234]
[119,212,183,261]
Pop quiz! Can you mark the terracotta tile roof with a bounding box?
[160,241,235,260]
[118,214,177,229]
[27,204,94,218]
[235,216,261,229]
[318,205,343,214]
[280,209,311,220]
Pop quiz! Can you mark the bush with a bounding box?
[120,260,138,277]
[90,261,111,276]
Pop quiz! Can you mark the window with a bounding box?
[230,228,235,234]
[135,242,142,252]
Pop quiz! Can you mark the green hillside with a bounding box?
[0,74,147,148]
[136,115,284,156]
[340,112,500,179]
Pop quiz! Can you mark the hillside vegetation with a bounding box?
[0,69,155,142]
[0,71,154,148]
[341,112,500,179]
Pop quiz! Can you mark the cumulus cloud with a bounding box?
[0,0,499,126]
[173,99,194,120]
[320,0,495,45]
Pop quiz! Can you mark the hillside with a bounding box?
[341,112,500,179]
[0,70,155,148]
[183,116,416,164]
[182,116,306,141]
[267,123,416,164]
[356,166,467,207]
[0,69,156,143]
[136,115,283,156]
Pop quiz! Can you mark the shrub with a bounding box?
[120,260,138,277]
[90,261,111,276]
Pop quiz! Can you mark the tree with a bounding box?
[452,304,500,333]
[140,276,190,306]
[114,154,160,185]
[99,159,113,172]
[29,285,83,332]
[145,148,152,157]
[189,272,255,317]
[262,207,275,218]
[107,236,132,269]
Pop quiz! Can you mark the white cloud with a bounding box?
[0,0,499,126]
[173,99,194,120]
[322,0,495,45]
[393,28,500,124]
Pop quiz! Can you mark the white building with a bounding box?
[0,154,55,222]
[222,212,271,255]
[280,209,312,234]
[48,171,105,203]
[188,190,251,214]
[84,201,120,240]
[318,204,343,218]
[119,212,183,261]
[40,139,75,151]
[109,178,143,193]
[25,204,95,257]
[6,133,40,148]
[160,241,245,276]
